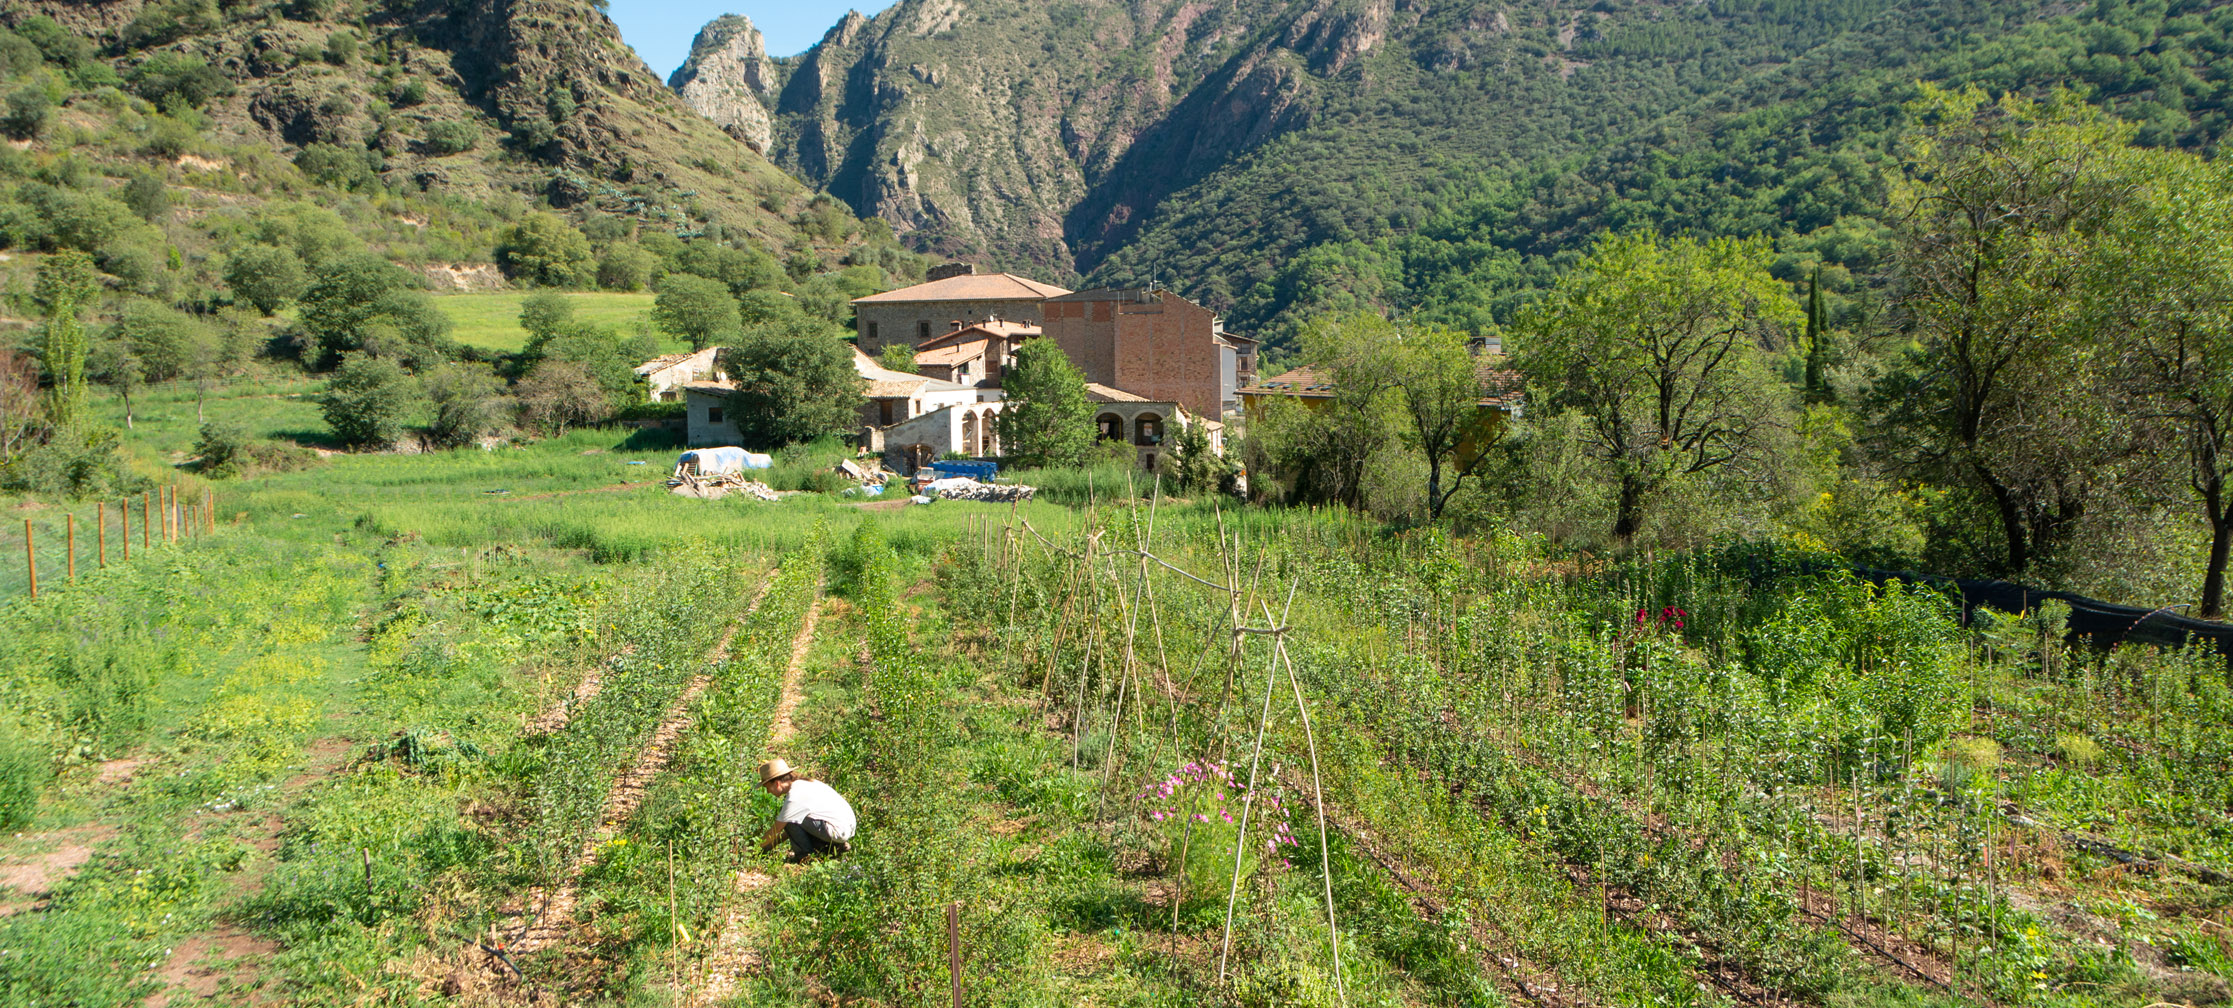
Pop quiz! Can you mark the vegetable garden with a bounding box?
[1,436,2228,1006]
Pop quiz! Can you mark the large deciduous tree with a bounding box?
[1879,86,2141,577]
[297,253,453,370]
[1514,231,1798,541]
[652,272,741,350]
[997,339,1094,469]
[714,319,863,447]
[2097,147,2233,614]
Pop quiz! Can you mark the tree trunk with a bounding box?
[1425,454,1445,520]
[1980,464,2030,573]
[1612,473,1645,542]
[2201,519,2232,620]
[122,391,133,430]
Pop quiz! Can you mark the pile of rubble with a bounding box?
[667,472,780,501]
[835,458,898,487]
[911,476,1036,504]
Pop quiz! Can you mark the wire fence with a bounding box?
[3,486,222,600]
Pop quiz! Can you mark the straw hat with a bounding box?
[757,758,796,784]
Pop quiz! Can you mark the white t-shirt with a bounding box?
[777,780,857,841]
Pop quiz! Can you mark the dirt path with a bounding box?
[500,575,781,963]
[679,592,826,1008]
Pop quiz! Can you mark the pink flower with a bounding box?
[1195,814,1208,823]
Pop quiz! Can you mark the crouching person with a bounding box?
[756,758,856,863]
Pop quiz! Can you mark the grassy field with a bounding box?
[2,382,2230,1007]
[429,291,675,354]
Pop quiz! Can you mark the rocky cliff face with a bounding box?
[15,0,833,249]
[667,15,777,153]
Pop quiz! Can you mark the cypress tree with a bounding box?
[1803,267,1827,401]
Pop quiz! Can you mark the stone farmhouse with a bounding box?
[1086,383,1222,473]
[851,263,1069,356]
[635,346,724,402]
[911,318,1037,388]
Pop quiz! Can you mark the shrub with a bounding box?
[138,113,199,158]
[390,77,428,107]
[423,362,506,448]
[876,343,921,374]
[194,419,250,474]
[2,86,50,139]
[224,244,308,315]
[121,173,169,221]
[319,352,420,448]
[595,243,656,291]
[0,720,47,830]
[322,29,358,65]
[294,143,382,191]
[126,53,228,110]
[422,118,478,156]
[496,212,592,287]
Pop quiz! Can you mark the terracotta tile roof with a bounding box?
[1084,383,1160,404]
[1239,360,1525,408]
[681,380,737,398]
[916,338,992,367]
[852,349,967,397]
[852,273,1072,304]
[917,319,1038,350]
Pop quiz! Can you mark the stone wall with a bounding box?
[856,299,1046,354]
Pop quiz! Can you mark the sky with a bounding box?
[608,1,897,79]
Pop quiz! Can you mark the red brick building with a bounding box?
[1041,287,1256,419]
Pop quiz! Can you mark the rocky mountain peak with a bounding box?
[669,13,777,152]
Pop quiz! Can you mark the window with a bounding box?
[1134,413,1164,446]
[868,322,880,344]
[1096,413,1125,441]
[708,406,724,423]
[917,321,931,342]
[878,400,894,425]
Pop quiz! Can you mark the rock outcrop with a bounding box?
[668,15,777,152]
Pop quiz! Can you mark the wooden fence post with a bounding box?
[141,492,151,550]
[204,488,214,534]
[66,513,74,581]
[23,519,35,599]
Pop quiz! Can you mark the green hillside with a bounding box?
[726,0,2233,348]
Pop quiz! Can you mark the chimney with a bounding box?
[927,262,976,282]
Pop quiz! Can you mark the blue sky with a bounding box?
[608,1,897,77]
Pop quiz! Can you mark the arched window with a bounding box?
[961,411,979,456]
[980,410,1000,456]
[1134,413,1164,446]
[1097,413,1125,441]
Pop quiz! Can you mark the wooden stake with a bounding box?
[947,901,963,1008]
[22,519,34,599]
[141,492,151,550]
[204,487,213,533]
[1274,606,1347,1007]
[120,500,130,561]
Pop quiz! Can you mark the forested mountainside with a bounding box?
[678,0,2233,345]
[0,0,878,308]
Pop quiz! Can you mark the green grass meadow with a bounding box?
[428,291,672,353]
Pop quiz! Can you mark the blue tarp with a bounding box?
[930,460,999,482]
[678,447,773,475]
